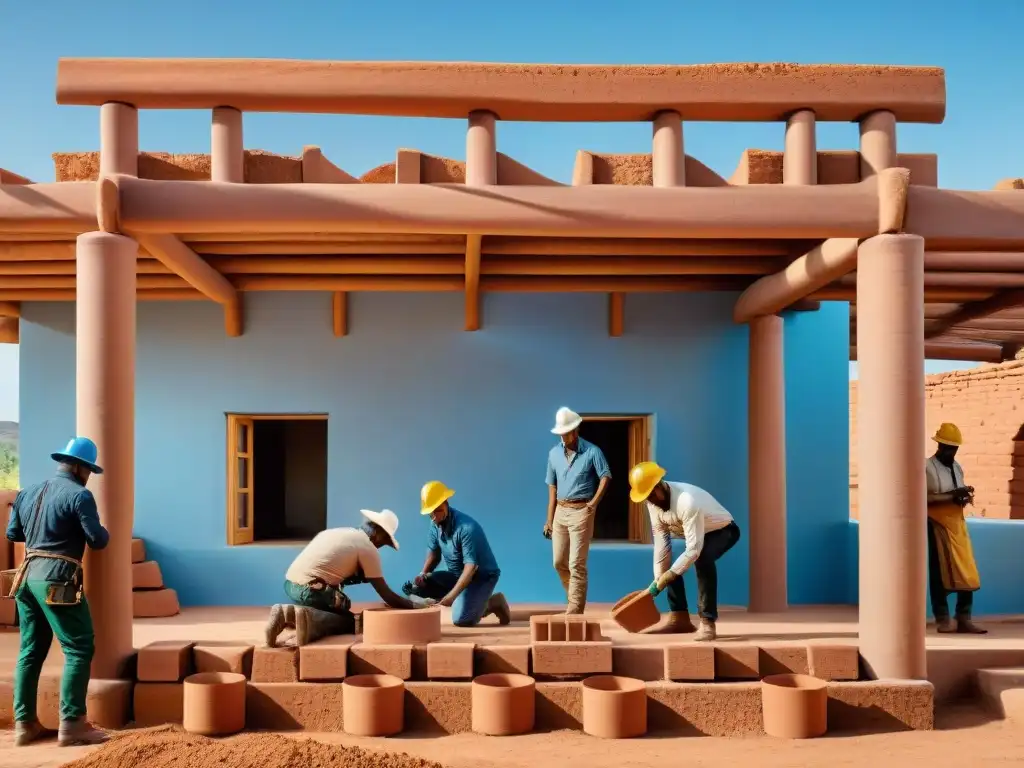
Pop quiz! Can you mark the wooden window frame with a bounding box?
[580,414,654,545]
[226,413,328,546]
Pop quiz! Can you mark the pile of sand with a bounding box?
[60,726,449,768]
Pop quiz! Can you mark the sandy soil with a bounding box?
[0,705,1013,768]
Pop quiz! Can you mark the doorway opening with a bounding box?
[578,414,653,544]
[227,414,328,545]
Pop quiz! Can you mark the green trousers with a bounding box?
[14,579,95,722]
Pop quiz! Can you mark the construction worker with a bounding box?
[926,423,986,634]
[405,481,511,627]
[6,437,111,747]
[628,461,741,641]
[266,509,420,647]
[544,407,611,615]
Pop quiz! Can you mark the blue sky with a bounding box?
[0,0,1019,420]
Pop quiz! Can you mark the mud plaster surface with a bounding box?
[0,705,1015,768]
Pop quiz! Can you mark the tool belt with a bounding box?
[306,578,352,612]
[7,550,84,605]
[558,499,590,509]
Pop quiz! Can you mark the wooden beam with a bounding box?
[0,289,204,302]
[925,289,1024,339]
[224,296,243,337]
[0,302,20,318]
[482,276,750,293]
[114,176,881,239]
[56,59,946,123]
[465,235,482,331]
[332,291,348,336]
[852,341,1004,363]
[133,234,237,305]
[0,317,17,343]
[609,293,625,337]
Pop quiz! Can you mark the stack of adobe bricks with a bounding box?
[131,537,180,618]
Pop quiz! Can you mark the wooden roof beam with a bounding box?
[851,341,1005,363]
[924,289,1024,339]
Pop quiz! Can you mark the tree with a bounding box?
[0,443,18,489]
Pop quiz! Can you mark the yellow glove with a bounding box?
[656,570,678,592]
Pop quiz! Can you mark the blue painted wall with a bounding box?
[19,292,849,608]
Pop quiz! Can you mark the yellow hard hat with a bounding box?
[420,480,455,516]
[628,461,667,504]
[932,423,963,447]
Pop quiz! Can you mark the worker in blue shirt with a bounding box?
[6,437,111,748]
[404,481,511,627]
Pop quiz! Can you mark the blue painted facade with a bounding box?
[19,291,851,609]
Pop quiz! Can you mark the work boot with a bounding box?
[935,616,957,633]
[643,611,697,635]
[58,719,109,747]
[694,619,717,642]
[485,593,512,625]
[14,719,54,747]
[265,604,286,647]
[294,606,349,646]
[957,615,988,635]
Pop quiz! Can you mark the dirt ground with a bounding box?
[0,704,1015,768]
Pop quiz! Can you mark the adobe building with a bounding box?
[4,57,1024,692]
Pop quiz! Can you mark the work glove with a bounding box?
[648,570,678,596]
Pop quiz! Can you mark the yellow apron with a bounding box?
[927,501,980,592]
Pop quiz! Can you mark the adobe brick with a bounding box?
[131,538,146,564]
[565,615,586,641]
[134,683,183,726]
[251,645,299,683]
[192,644,254,677]
[246,682,345,731]
[808,644,860,681]
[612,645,665,681]
[137,640,194,682]
[298,635,354,681]
[474,644,530,675]
[529,615,549,642]
[663,644,715,681]
[713,645,760,679]
[348,643,413,680]
[532,641,612,676]
[131,561,164,590]
[758,645,809,676]
[426,642,475,679]
[405,682,473,734]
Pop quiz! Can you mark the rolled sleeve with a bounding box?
[592,446,612,479]
[545,455,556,486]
[76,491,110,550]
[427,523,441,554]
[460,528,480,567]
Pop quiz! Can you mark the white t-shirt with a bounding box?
[926,456,965,494]
[648,481,734,577]
[285,527,383,587]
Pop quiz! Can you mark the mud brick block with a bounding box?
[548,618,567,642]
[252,645,300,683]
[247,682,346,731]
[535,682,582,731]
[663,644,715,681]
[131,538,146,563]
[612,645,665,681]
[193,644,254,677]
[0,596,15,626]
[532,641,612,676]
[349,643,413,680]
[132,588,179,618]
[714,645,760,679]
[530,615,550,642]
[137,640,194,682]
[405,682,473,734]
[134,683,183,726]
[299,635,354,681]
[132,561,164,590]
[647,681,763,736]
[565,615,587,641]
[759,645,810,677]
[809,644,860,681]
[475,644,530,675]
[585,620,603,641]
[827,680,934,731]
[427,642,475,679]
[411,645,428,680]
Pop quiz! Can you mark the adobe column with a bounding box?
[859,110,897,179]
[747,314,787,612]
[77,231,138,679]
[856,234,926,680]
[464,111,496,331]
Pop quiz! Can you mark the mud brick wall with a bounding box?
[850,361,1024,520]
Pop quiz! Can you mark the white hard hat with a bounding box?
[551,407,583,435]
[360,509,400,550]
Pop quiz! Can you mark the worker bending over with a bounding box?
[7,438,111,747]
[926,423,986,634]
[266,509,419,647]
[628,461,740,641]
[405,481,511,626]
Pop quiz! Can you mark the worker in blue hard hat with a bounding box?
[6,437,111,747]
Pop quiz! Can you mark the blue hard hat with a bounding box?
[51,437,104,475]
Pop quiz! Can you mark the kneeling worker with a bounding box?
[628,462,741,641]
[405,481,511,627]
[266,509,419,646]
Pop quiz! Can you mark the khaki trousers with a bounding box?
[552,502,595,613]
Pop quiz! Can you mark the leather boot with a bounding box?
[957,615,988,634]
[643,611,697,635]
[484,593,512,625]
[281,603,297,628]
[58,719,109,747]
[935,616,957,633]
[694,619,717,642]
[264,604,286,648]
[14,719,54,747]
[295,606,349,646]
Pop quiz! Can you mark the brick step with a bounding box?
[132,560,164,590]
[131,537,146,564]
[133,588,180,618]
[127,678,934,735]
[977,667,1024,720]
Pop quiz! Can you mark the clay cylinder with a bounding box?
[362,606,442,644]
[342,674,405,736]
[610,590,660,634]
[581,676,647,739]
[182,672,246,736]
[471,674,536,736]
[761,673,827,739]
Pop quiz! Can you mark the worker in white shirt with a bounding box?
[627,461,741,641]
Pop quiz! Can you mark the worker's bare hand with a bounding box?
[438,595,456,608]
[542,523,553,539]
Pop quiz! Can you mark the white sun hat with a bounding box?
[360,509,400,550]
[551,407,583,435]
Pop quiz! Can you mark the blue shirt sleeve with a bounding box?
[75,491,110,550]
[5,490,24,542]
[592,445,612,479]
[545,452,556,486]
[459,524,480,567]
[427,521,440,554]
